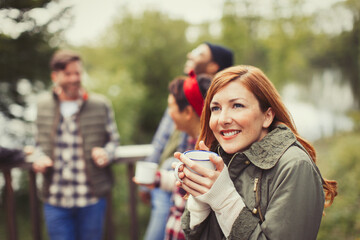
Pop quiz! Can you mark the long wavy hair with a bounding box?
[196,65,337,207]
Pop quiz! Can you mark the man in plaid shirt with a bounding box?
[31,50,120,240]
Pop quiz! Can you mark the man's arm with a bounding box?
[93,100,120,167]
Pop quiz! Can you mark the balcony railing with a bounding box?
[0,144,154,240]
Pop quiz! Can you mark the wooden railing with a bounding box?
[0,144,154,240]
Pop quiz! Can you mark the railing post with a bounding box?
[114,144,153,240]
[128,162,138,240]
[4,169,18,240]
[28,170,42,240]
[104,191,114,240]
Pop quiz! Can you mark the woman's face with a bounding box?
[209,80,273,154]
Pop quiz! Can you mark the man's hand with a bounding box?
[92,147,109,167]
[32,156,53,173]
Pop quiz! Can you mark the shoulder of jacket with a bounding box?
[272,144,324,187]
[87,93,111,107]
[36,91,52,101]
[277,145,313,169]
[36,91,57,107]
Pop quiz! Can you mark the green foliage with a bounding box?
[349,111,360,131]
[220,0,360,102]
[0,32,54,84]
[221,1,268,69]
[316,127,360,239]
[263,17,317,87]
[111,164,151,239]
[309,0,360,107]
[0,1,70,120]
[221,0,326,89]
[79,10,191,144]
[84,61,145,145]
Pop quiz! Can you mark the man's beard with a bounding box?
[63,83,81,99]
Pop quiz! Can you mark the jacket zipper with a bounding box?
[217,146,264,222]
[253,178,259,192]
[254,172,264,222]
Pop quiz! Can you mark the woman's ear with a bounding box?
[263,107,275,128]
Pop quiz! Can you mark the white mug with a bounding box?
[135,161,158,184]
[174,150,217,182]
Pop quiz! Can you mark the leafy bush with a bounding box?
[316,127,360,239]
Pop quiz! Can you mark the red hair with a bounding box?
[196,65,337,207]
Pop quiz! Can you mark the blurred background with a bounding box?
[0,0,359,239]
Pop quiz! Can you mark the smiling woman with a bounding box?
[174,65,338,240]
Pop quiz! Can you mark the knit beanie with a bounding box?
[205,42,234,72]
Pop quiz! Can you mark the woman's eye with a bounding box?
[234,103,244,109]
[210,106,220,112]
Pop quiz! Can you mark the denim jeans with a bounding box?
[43,198,106,240]
[144,188,173,240]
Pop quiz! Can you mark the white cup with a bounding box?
[135,161,158,184]
[174,150,217,182]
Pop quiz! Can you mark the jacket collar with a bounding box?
[52,88,88,111]
[52,87,89,102]
[216,124,297,170]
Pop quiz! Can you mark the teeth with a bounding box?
[223,131,240,136]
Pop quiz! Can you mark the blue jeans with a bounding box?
[144,188,172,240]
[44,198,107,240]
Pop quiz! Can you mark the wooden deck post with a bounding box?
[128,162,138,240]
[4,169,18,240]
[28,170,42,240]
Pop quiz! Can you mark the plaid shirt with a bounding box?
[164,137,197,240]
[47,98,119,208]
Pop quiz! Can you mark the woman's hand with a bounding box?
[173,141,225,197]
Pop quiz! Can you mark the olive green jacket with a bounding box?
[182,125,325,240]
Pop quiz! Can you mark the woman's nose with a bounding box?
[219,109,232,125]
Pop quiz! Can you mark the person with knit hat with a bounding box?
[184,42,234,76]
[140,43,234,240]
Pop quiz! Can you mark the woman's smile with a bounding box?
[220,130,241,138]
